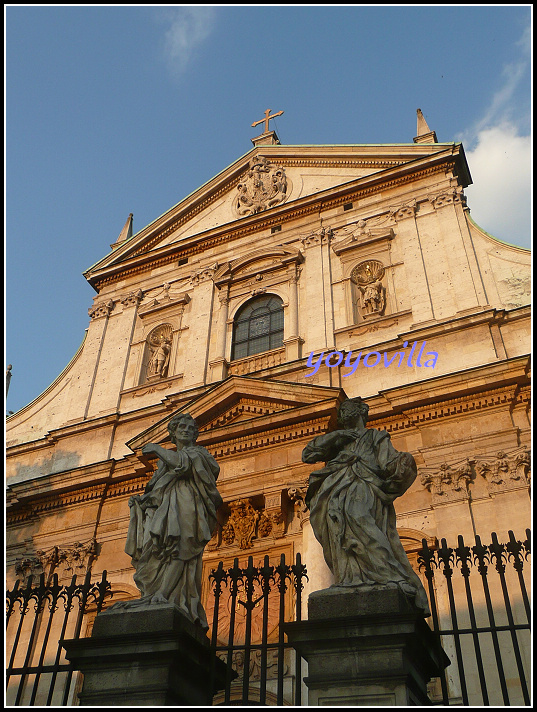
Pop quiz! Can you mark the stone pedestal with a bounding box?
[62,603,229,706]
[284,586,449,706]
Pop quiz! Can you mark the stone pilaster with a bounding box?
[209,290,230,382]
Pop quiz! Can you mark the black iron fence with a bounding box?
[418,530,531,706]
[5,571,111,706]
[5,530,531,706]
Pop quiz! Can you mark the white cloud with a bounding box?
[159,7,217,76]
[458,26,531,249]
[464,124,531,249]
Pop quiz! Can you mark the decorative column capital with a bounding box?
[190,263,219,286]
[420,458,474,505]
[88,299,115,319]
[389,200,417,221]
[477,447,531,495]
[427,188,467,210]
[119,289,144,307]
[299,227,334,248]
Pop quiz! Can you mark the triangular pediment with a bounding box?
[126,376,345,452]
[84,142,468,290]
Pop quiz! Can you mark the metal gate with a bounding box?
[208,553,307,705]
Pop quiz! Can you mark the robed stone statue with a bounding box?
[302,396,430,616]
[121,412,222,629]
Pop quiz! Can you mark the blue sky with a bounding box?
[5,5,532,416]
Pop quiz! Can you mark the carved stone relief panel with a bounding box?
[488,254,532,310]
[233,156,290,217]
[214,495,288,551]
[221,499,260,549]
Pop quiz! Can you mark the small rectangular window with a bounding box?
[178,257,188,266]
[343,203,353,211]
[271,225,282,234]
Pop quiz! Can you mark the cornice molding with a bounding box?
[370,382,526,434]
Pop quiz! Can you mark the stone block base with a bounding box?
[62,603,228,706]
[285,585,449,706]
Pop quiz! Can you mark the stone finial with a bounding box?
[6,364,12,397]
[413,108,438,144]
[111,213,133,249]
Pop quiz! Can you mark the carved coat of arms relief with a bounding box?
[233,156,289,217]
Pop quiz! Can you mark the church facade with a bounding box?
[6,113,531,704]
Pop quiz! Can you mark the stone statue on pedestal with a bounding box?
[117,412,222,629]
[302,397,430,615]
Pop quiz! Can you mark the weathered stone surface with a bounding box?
[286,586,449,706]
[63,604,229,706]
[308,583,418,619]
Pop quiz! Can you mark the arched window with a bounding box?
[232,295,284,360]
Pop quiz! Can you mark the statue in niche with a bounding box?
[302,397,430,616]
[115,413,222,629]
[352,260,386,317]
[359,278,384,315]
[147,334,172,379]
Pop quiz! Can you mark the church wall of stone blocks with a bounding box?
[7,122,530,701]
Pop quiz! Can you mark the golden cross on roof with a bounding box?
[251,108,284,134]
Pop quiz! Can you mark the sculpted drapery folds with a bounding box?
[124,413,222,629]
[302,397,430,616]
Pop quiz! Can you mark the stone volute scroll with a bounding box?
[302,396,430,616]
[107,412,223,630]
